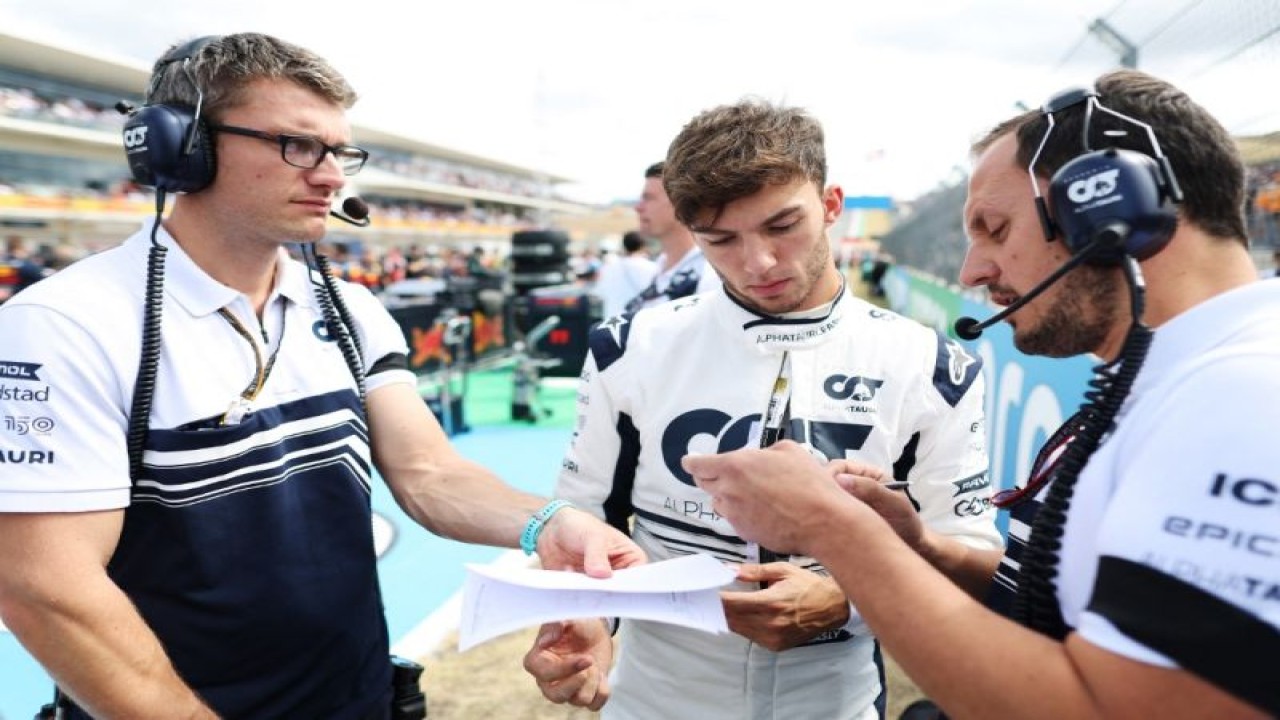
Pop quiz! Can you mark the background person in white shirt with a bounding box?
[592,230,657,319]
[624,161,721,313]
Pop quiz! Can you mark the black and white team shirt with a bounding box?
[990,279,1280,716]
[557,285,1001,720]
[622,246,720,314]
[0,220,416,717]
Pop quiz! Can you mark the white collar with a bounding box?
[124,218,318,318]
[716,281,851,353]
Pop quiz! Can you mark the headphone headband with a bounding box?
[162,35,220,64]
[1029,83,1182,264]
[146,35,219,103]
[1041,87,1095,114]
[124,35,223,194]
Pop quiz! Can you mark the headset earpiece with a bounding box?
[1047,147,1177,264]
[121,35,221,194]
[123,104,216,194]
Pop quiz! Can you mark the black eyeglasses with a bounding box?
[209,123,369,175]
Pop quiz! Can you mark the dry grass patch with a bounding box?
[417,626,925,719]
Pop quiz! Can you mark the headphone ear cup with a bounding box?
[126,36,223,195]
[180,118,217,192]
[121,104,216,194]
[1047,148,1176,264]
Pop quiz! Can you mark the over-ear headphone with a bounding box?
[121,35,221,194]
[954,85,1188,342]
[1032,87,1184,265]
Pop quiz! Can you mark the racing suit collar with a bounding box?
[719,279,850,353]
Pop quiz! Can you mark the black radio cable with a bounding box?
[125,190,169,481]
[303,245,366,405]
[1011,255,1153,638]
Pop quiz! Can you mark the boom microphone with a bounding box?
[953,236,1104,341]
[330,196,371,227]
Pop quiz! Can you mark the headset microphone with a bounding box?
[953,237,1103,341]
[330,196,371,227]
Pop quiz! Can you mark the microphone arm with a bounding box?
[954,236,1103,340]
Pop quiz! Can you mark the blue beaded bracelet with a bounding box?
[521,499,573,556]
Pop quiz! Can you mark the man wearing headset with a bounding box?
[0,33,643,718]
[685,70,1279,717]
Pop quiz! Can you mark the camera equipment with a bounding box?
[510,314,562,422]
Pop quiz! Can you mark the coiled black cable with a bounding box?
[305,247,366,404]
[1011,256,1152,638]
[125,192,169,481]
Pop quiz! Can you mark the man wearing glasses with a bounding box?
[0,33,643,718]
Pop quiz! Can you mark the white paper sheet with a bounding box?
[458,553,735,651]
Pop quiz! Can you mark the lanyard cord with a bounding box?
[991,408,1085,509]
[216,305,284,424]
[752,351,792,570]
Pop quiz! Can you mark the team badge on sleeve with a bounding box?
[932,331,982,406]
[588,315,633,371]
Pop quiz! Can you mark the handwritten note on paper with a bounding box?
[458,553,735,651]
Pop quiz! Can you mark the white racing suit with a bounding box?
[557,286,1002,719]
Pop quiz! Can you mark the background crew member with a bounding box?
[623,161,721,313]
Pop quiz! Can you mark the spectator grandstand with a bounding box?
[879,134,1280,289]
[5,16,1278,300]
[0,29,597,256]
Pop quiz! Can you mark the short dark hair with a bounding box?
[973,69,1247,245]
[149,33,357,123]
[644,161,664,179]
[663,99,826,227]
[621,230,646,253]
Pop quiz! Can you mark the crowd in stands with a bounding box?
[361,198,533,229]
[1,82,561,201]
[3,228,628,314]
[0,86,118,129]
[880,159,1280,290]
[322,240,612,295]
[0,172,534,236]
[308,242,509,294]
[368,148,549,198]
[1,80,561,246]
[0,233,522,305]
[1247,161,1280,248]
[10,78,1275,300]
